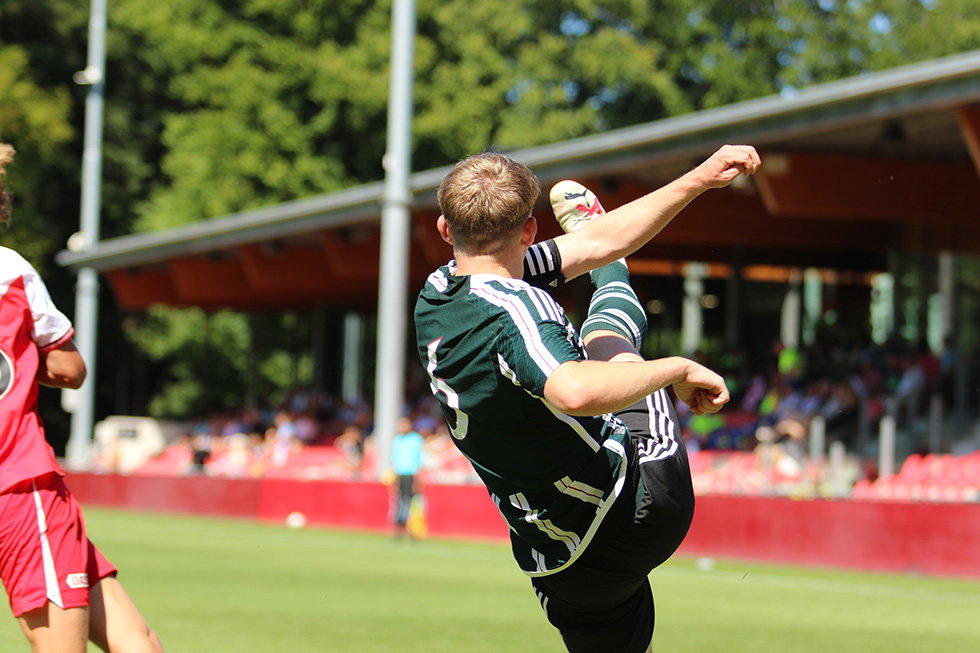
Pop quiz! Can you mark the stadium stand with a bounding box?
[121,336,978,503]
[852,451,980,502]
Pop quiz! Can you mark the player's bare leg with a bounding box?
[18,603,89,653]
[551,182,669,653]
[583,329,643,363]
[556,182,679,653]
[87,576,163,652]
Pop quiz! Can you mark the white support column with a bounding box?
[780,269,802,351]
[65,0,107,470]
[870,272,895,346]
[342,312,363,404]
[879,415,896,479]
[802,267,822,346]
[829,441,846,498]
[809,415,826,462]
[681,262,706,357]
[373,0,417,480]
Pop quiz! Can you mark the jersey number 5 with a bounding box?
[425,338,469,440]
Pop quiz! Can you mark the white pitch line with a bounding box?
[653,566,980,605]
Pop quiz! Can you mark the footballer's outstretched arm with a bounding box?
[544,355,729,417]
[554,144,760,281]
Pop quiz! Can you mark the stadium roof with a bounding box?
[57,49,980,311]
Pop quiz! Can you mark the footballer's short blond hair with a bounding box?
[437,152,540,255]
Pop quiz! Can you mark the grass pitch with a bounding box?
[1,507,978,652]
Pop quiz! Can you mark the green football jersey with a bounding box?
[414,256,630,576]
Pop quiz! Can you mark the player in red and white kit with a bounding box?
[0,144,163,652]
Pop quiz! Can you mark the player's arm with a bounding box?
[554,144,761,281]
[544,355,729,417]
[37,340,86,389]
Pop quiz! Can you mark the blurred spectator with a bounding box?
[295,410,320,445]
[132,330,978,502]
[888,352,925,425]
[190,433,212,474]
[335,424,367,473]
[271,410,298,467]
[740,373,767,413]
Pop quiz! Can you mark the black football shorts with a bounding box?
[531,393,695,653]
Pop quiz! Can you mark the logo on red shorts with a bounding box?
[66,573,89,589]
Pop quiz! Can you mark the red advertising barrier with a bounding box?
[65,473,263,518]
[64,472,508,539]
[680,495,980,577]
[255,478,391,531]
[64,473,980,578]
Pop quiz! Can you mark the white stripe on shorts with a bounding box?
[32,481,64,609]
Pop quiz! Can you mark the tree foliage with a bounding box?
[99,0,980,234]
[2,0,979,419]
[0,2,80,266]
[125,307,315,418]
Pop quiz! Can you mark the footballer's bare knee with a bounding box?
[583,330,644,364]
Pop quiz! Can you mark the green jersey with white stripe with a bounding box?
[414,258,631,576]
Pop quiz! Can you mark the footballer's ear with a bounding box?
[436,215,454,245]
[520,215,537,247]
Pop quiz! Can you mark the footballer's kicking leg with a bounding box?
[88,576,163,653]
[551,180,647,364]
[18,603,88,653]
[550,181,693,653]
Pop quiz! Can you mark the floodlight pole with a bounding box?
[373,0,416,479]
[65,0,107,469]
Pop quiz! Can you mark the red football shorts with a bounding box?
[0,473,117,617]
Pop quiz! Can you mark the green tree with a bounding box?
[104,0,980,233]
[125,307,316,418]
[0,0,82,266]
[5,0,980,421]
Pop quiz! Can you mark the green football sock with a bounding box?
[582,260,647,350]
